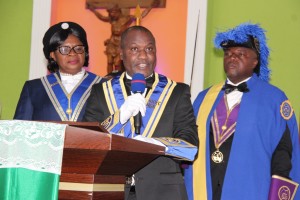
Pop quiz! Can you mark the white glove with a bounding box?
[120,93,146,124]
[134,135,166,148]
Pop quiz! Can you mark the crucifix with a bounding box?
[86,0,166,75]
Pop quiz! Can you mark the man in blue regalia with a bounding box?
[83,26,199,200]
[185,22,300,200]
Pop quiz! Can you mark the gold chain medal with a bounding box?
[66,94,72,117]
[66,108,72,115]
[211,120,226,163]
[211,149,224,163]
[211,101,231,164]
[210,94,240,164]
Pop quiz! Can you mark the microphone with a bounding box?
[131,73,146,134]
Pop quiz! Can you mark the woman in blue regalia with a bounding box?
[14,21,104,121]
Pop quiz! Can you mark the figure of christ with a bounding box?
[87,0,159,74]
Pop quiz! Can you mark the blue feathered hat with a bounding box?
[214,23,270,82]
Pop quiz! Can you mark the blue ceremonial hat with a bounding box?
[214,23,270,82]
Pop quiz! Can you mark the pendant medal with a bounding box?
[221,125,227,130]
[211,150,223,163]
[66,108,72,115]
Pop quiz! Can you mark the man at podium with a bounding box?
[83,26,199,200]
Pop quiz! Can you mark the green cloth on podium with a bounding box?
[0,168,60,200]
[0,120,66,200]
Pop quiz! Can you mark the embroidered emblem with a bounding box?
[147,99,161,109]
[163,138,181,144]
[278,186,291,200]
[280,100,293,120]
[101,116,112,129]
[50,82,59,87]
[155,137,194,148]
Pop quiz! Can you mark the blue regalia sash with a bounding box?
[193,82,223,200]
[41,72,101,121]
[102,72,176,138]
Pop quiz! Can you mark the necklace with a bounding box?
[211,95,240,163]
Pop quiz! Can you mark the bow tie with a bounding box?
[222,82,249,94]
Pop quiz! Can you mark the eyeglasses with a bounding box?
[57,45,85,55]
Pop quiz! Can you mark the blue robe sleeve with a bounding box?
[14,81,33,120]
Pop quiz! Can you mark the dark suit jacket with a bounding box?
[14,72,104,121]
[83,73,198,200]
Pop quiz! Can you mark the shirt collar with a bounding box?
[227,76,251,86]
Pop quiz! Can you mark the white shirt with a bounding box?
[60,69,85,93]
[225,77,251,110]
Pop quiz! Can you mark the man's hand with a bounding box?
[120,93,146,124]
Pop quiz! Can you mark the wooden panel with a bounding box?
[61,149,108,174]
[64,126,111,149]
[54,121,166,199]
[59,191,93,200]
[59,174,125,199]
[97,151,160,175]
[94,175,125,184]
[59,190,124,200]
[60,173,96,183]
[60,123,164,175]
[93,192,124,200]
[86,0,166,9]
[59,182,124,191]
[60,174,125,184]
[58,121,108,133]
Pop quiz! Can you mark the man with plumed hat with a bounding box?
[184,22,300,200]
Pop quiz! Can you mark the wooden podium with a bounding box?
[57,122,165,200]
